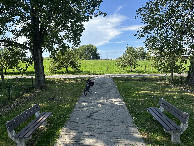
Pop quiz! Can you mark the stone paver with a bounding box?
[55,77,145,146]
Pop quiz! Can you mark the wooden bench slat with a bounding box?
[16,112,52,138]
[147,107,171,131]
[148,98,189,143]
[23,112,52,138]
[154,107,180,131]
[159,98,188,124]
[15,112,45,138]
[6,104,40,131]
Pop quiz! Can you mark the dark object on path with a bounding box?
[147,98,189,143]
[84,79,94,96]
[6,104,52,146]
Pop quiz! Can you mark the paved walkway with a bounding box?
[55,77,145,146]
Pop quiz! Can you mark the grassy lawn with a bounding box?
[6,59,190,76]
[0,78,34,108]
[79,60,159,74]
[113,77,194,145]
[1,76,193,145]
[0,78,84,146]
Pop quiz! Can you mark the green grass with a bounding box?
[0,78,84,146]
[0,78,34,108]
[1,76,193,145]
[113,77,194,145]
[6,59,190,76]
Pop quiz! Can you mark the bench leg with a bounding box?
[16,139,26,146]
[42,120,47,127]
[7,130,31,146]
[171,131,181,143]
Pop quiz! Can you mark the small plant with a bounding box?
[49,45,80,73]
[116,46,139,72]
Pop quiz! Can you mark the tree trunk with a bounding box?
[65,66,69,73]
[188,58,194,86]
[31,7,46,89]
[171,69,173,83]
[33,48,45,89]
[170,61,174,82]
[189,69,194,85]
[1,68,4,82]
[4,69,7,75]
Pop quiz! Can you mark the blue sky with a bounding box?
[78,0,148,59]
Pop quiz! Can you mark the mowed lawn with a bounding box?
[6,59,190,76]
[114,77,194,145]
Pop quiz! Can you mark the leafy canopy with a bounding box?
[0,46,27,80]
[0,0,106,52]
[116,46,139,71]
[49,45,80,73]
[0,47,26,70]
[136,0,193,75]
[78,44,100,60]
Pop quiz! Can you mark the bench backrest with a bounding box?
[6,104,40,131]
[159,98,189,124]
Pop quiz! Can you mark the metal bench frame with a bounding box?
[147,98,189,143]
[6,104,52,146]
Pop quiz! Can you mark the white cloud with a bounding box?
[114,41,125,44]
[80,14,126,47]
[121,25,145,31]
[80,8,145,47]
[115,6,123,14]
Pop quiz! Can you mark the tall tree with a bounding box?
[0,0,105,89]
[78,44,100,60]
[136,0,193,82]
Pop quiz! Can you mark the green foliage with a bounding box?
[49,46,80,73]
[114,77,194,145]
[77,44,100,60]
[136,47,147,60]
[0,47,27,80]
[15,58,33,75]
[152,54,187,74]
[116,46,139,71]
[136,0,193,80]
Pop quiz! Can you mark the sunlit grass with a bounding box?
[114,77,194,145]
[6,59,190,75]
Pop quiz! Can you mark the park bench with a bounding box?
[147,98,189,143]
[6,104,52,146]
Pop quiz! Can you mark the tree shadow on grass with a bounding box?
[5,71,35,76]
[113,77,194,145]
